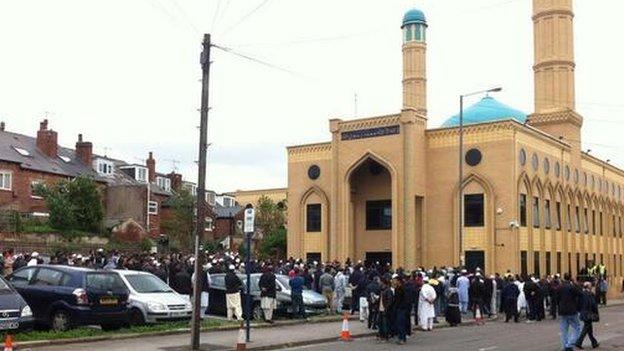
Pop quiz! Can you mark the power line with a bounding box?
[169,0,201,35]
[220,0,270,37]
[210,0,223,33]
[212,43,305,78]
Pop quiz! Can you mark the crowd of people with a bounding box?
[1,247,621,349]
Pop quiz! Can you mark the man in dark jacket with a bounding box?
[392,276,409,344]
[575,282,599,349]
[556,273,582,351]
[259,265,279,323]
[289,269,306,319]
[501,276,520,323]
[225,265,243,321]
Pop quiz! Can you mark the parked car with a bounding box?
[0,275,33,332]
[113,270,192,325]
[7,265,129,331]
[208,273,327,319]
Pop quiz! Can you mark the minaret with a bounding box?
[401,9,427,116]
[529,0,582,157]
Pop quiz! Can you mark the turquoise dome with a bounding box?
[402,8,426,28]
[441,96,527,128]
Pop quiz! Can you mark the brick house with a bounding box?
[0,120,181,238]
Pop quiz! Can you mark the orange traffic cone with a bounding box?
[4,334,13,351]
[235,327,246,351]
[340,312,352,342]
[475,306,483,325]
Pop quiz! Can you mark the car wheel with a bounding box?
[129,308,146,326]
[51,310,71,332]
[253,304,263,321]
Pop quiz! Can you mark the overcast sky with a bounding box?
[1,0,623,192]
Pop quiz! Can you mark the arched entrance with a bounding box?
[348,158,393,265]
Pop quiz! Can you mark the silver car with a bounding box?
[114,270,192,324]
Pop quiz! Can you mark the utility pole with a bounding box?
[191,33,211,351]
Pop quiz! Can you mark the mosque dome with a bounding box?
[402,8,426,28]
[441,96,527,128]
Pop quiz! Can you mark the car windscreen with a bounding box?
[276,276,310,290]
[0,278,11,291]
[125,274,173,293]
[86,273,126,291]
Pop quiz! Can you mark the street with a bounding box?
[22,305,624,351]
[284,306,624,351]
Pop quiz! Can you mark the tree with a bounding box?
[160,189,195,250]
[37,176,104,234]
[254,196,287,259]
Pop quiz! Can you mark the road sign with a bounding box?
[244,208,255,233]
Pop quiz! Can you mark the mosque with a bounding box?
[285,0,623,295]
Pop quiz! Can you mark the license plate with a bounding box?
[0,321,19,330]
[171,312,185,317]
[99,297,118,305]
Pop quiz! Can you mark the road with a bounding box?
[22,305,624,351]
[283,305,624,351]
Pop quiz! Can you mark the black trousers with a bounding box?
[504,299,518,322]
[576,320,598,347]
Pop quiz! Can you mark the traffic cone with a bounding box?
[4,334,13,351]
[235,327,246,351]
[340,312,352,341]
[475,306,483,325]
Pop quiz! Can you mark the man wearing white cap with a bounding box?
[27,252,39,266]
[418,277,437,331]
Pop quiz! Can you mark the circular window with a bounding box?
[531,153,539,171]
[543,158,550,174]
[565,165,570,181]
[555,162,561,178]
[519,149,526,166]
[307,165,320,180]
[465,148,482,166]
[574,169,579,183]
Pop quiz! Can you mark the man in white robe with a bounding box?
[418,278,437,331]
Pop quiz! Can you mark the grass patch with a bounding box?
[4,319,234,343]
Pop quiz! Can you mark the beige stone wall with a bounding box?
[230,188,287,207]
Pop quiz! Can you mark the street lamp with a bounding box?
[458,87,502,268]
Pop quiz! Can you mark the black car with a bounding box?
[7,265,130,331]
[0,275,33,332]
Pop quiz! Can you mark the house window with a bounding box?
[148,201,158,215]
[96,160,114,175]
[12,146,31,157]
[205,217,213,232]
[30,180,44,199]
[519,194,527,227]
[156,177,171,191]
[366,200,392,230]
[464,194,484,227]
[544,200,551,229]
[306,204,321,232]
[136,168,147,182]
[0,171,12,190]
[532,197,540,228]
[556,202,562,231]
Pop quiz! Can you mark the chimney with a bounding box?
[0,122,5,131]
[146,152,156,183]
[36,119,58,158]
[75,134,93,166]
[168,172,183,192]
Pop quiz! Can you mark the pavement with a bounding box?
[20,299,624,351]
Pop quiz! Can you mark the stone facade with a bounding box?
[286,1,624,296]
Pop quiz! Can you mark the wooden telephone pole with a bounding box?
[191,33,211,351]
